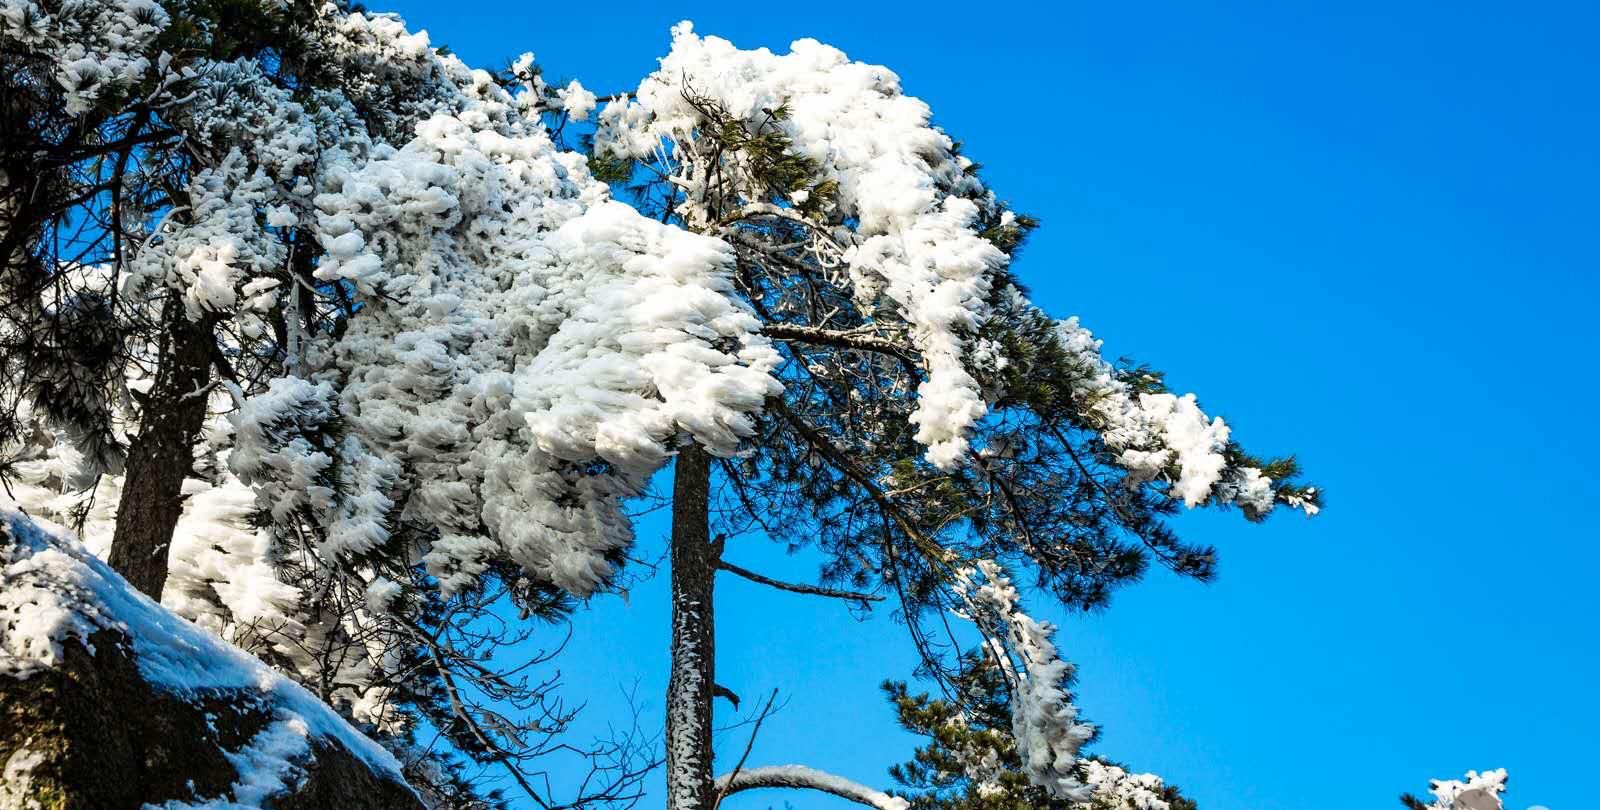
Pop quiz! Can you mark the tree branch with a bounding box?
[46,127,181,165]
[713,683,741,709]
[717,559,883,604]
[769,399,952,565]
[759,323,904,356]
[711,689,778,810]
[714,765,908,810]
[759,322,923,380]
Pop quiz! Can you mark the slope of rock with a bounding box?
[0,506,422,810]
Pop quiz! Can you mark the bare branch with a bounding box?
[711,688,778,810]
[717,559,883,604]
[713,683,742,709]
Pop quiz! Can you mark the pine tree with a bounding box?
[0,0,361,597]
[6,11,1333,810]
[582,24,1320,810]
[2,4,654,806]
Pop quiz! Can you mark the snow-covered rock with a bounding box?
[0,507,421,809]
[1409,769,1508,810]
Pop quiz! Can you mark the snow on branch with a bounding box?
[593,22,1317,520]
[297,95,782,597]
[953,560,1095,802]
[1048,313,1319,517]
[714,765,908,810]
[1083,760,1177,810]
[595,22,1004,471]
[0,0,172,116]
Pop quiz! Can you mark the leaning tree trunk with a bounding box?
[667,443,720,810]
[107,309,214,597]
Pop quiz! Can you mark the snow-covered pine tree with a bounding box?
[2,4,662,805]
[1,0,185,555]
[0,0,364,597]
[5,10,1335,809]
[239,45,766,809]
[1,0,429,711]
[583,24,1321,810]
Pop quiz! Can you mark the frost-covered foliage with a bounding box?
[1049,316,1313,516]
[886,648,1195,810]
[0,0,170,115]
[556,79,597,121]
[6,8,1330,810]
[1401,769,1507,810]
[129,150,289,323]
[298,88,779,596]
[593,24,1315,517]
[588,22,1319,621]
[0,400,122,552]
[2,6,671,804]
[227,376,399,561]
[163,452,304,640]
[596,22,1008,470]
[953,561,1094,801]
[309,6,503,145]
[1,264,131,479]
[1080,762,1179,810]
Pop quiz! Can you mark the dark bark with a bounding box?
[0,631,424,809]
[666,443,720,810]
[107,309,215,598]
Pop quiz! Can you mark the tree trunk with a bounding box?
[107,310,213,598]
[666,443,719,810]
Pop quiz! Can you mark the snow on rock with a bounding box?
[0,748,44,809]
[3,390,418,734]
[0,506,419,809]
[5,407,311,667]
[1412,769,1508,810]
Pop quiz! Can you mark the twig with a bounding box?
[712,688,779,810]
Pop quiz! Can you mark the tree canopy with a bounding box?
[0,5,1502,810]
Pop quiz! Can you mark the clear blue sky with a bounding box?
[379,2,1598,808]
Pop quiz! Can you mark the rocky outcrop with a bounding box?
[0,508,423,810]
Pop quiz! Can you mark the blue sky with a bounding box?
[379,2,1598,808]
